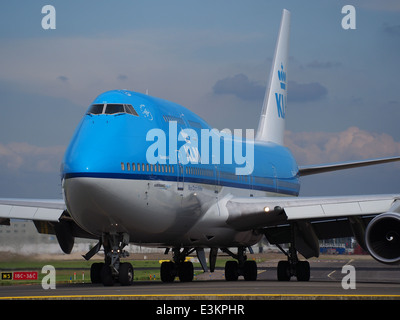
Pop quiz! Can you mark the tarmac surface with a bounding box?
[0,255,399,300]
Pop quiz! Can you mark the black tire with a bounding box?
[119,262,134,286]
[178,261,194,282]
[277,260,291,281]
[296,261,310,281]
[161,261,176,283]
[101,264,115,286]
[225,261,239,281]
[90,262,104,284]
[243,260,257,281]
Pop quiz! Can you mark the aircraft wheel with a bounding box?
[90,262,104,284]
[101,264,115,286]
[161,261,176,283]
[296,261,310,281]
[225,261,239,281]
[277,261,291,281]
[178,261,194,282]
[119,262,134,286]
[243,260,258,281]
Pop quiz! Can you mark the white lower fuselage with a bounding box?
[63,176,280,248]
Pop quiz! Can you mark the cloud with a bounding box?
[117,74,128,81]
[212,74,328,104]
[285,127,400,165]
[0,142,64,173]
[287,81,328,103]
[383,24,400,37]
[212,74,264,101]
[57,75,69,82]
[305,60,342,69]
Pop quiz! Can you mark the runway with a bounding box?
[0,256,399,300]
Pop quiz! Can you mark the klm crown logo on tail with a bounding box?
[275,63,286,119]
[278,63,286,90]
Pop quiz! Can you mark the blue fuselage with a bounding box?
[61,90,299,246]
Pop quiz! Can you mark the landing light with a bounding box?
[264,206,270,213]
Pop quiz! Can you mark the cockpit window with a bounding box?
[125,104,139,116]
[86,104,139,116]
[104,104,125,114]
[87,104,105,115]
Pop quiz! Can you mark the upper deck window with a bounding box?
[87,104,139,116]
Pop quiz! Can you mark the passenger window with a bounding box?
[137,163,141,171]
[127,163,131,171]
[121,162,125,171]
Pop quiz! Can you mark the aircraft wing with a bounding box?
[0,198,66,224]
[298,156,400,176]
[225,194,399,258]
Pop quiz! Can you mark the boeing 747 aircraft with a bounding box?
[1,9,399,286]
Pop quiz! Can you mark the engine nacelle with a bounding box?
[365,212,400,264]
[54,220,75,254]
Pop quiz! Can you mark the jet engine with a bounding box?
[54,220,75,254]
[365,211,400,264]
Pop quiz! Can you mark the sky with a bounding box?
[0,0,399,198]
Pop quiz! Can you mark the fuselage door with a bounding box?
[177,163,184,191]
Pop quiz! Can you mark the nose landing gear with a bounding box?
[88,232,133,286]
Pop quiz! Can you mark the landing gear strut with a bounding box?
[274,225,310,281]
[222,247,257,281]
[89,232,134,286]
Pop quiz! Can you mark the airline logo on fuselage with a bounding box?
[275,63,286,119]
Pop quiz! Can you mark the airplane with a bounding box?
[0,9,400,286]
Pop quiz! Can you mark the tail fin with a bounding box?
[255,9,290,145]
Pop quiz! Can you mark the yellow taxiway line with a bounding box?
[1,293,400,300]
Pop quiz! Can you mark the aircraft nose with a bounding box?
[62,115,122,176]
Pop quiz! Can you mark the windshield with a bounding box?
[87,104,139,116]
[87,104,104,114]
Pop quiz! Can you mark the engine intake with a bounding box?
[366,212,400,264]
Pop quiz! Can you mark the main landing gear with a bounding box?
[272,224,311,282]
[275,243,310,281]
[222,247,258,281]
[84,232,309,286]
[159,246,258,283]
[160,248,195,283]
